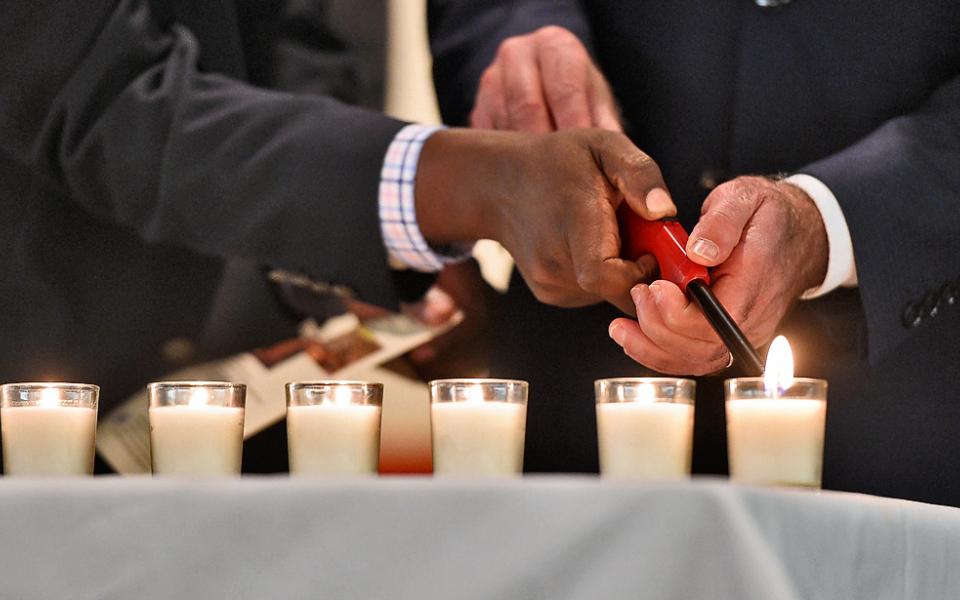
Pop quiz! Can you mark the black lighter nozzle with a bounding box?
[687,279,764,376]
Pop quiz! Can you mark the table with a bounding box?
[0,477,957,599]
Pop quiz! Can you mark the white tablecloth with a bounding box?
[0,477,957,599]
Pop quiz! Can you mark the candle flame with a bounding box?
[764,335,794,393]
[635,383,656,403]
[39,387,61,408]
[467,385,484,404]
[333,385,353,406]
[188,388,209,408]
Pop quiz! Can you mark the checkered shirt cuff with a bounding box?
[379,124,475,272]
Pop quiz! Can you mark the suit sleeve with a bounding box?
[802,74,960,362]
[0,0,407,309]
[428,0,593,126]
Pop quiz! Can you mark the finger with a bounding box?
[588,71,623,132]
[609,317,730,375]
[631,283,727,363]
[401,287,457,326]
[498,37,554,132]
[686,178,763,267]
[515,262,600,308]
[593,133,676,219]
[537,33,593,129]
[470,64,507,130]
[647,280,720,343]
[566,202,657,314]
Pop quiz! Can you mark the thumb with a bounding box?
[686,180,762,266]
[593,132,676,219]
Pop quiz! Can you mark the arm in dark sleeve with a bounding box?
[427,0,592,125]
[0,0,406,309]
[802,74,960,362]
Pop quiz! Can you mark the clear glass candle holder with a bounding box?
[725,377,828,488]
[286,381,383,476]
[430,378,527,476]
[595,378,695,480]
[0,382,99,476]
[148,381,246,476]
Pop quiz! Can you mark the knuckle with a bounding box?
[507,97,546,121]
[661,309,682,332]
[575,269,600,293]
[479,66,498,87]
[497,35,528,61]
[548,79,585,104]
[536,25,576,43]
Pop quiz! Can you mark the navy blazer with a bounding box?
[0,0,404,404]
[430,0,960,505]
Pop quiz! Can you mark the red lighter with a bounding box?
[616,203,763,375]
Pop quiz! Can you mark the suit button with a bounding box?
[901,302,922,328]
[922,291,941,318]
[699,168,725,191]
[941,282,959,306]
[756,0,791,9]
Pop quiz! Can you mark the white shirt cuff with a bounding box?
[378,124,475,272]
[785,174,858,300]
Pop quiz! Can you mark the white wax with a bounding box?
[1,406,97,475]
[431,401,526,476]
[596,401,693,479]
[287,404,381,475]
[149,406,244,476]
[726,398,826,488]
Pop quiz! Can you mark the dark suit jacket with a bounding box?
[430,0,960,505]
[0,0,403,405]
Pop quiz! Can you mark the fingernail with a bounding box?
[645,188,674,215]
[690,238,720,262]
[649,282,662,304]
[630,285,644,304]
[608,322,625,345]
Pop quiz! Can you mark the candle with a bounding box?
[595,378,695,479]
[286,381,382,475]
[0,383,99,476]
[726,336,828,488]
[148,382,246,476]
[430,379,527,476]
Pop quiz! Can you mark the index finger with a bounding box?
[538,35,593,129]
[566,200,658,315]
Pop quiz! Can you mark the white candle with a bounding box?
[287,404,381,475]
[147,382,246,477]
[726,398,826,487]
[1,406,97,475]
[431,400,526,476]
[0,383,99,476]
[725,336,828,488]
[597,401,693,479]
[149,405,244,476]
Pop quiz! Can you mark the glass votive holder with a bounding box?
[430,378,527,477]
[148,381,245,476]
[0,382,99,476]
[286,381,383,476]
[725,378,828,488]
[595,378,695,480]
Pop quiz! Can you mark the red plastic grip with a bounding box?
[616,204,710,293]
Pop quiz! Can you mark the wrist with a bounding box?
[777,179,830,295]
[415,129,521,244]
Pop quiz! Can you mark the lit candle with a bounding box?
[726,336,828,488]
[148,382,245,476]
[286,381,382,475]
[0,383,99,476]
[595,378,695,479]
[430,379,527,476]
